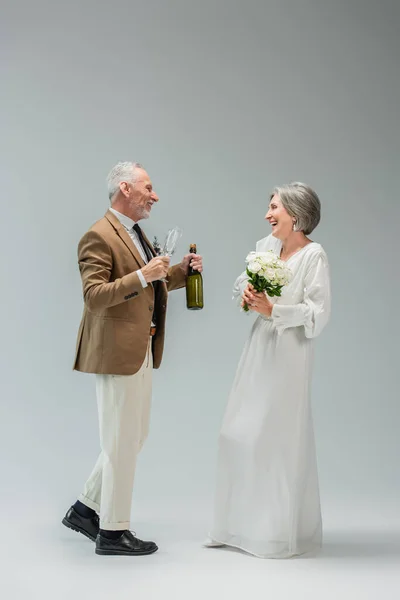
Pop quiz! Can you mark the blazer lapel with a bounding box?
[105,210,146,269]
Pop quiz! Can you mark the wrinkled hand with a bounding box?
[180,253,203,274]
[242,283,273,317]
[142,256,170,283]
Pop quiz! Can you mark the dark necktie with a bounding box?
[133,223,159,327]
[133,224,153,263]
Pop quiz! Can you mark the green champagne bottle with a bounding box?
[186,244,204,310]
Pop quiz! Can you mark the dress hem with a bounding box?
[207,532,322,559]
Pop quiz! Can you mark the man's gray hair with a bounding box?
[271,182,321,235]
[106,161,144,201]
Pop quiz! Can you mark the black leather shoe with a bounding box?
[62,506,99,542]
[95,530,158,556]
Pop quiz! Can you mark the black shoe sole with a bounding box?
[95,546,158,556]
[62,518,97,542]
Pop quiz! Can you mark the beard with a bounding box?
[131,201,151,221]
[140,208,151,220]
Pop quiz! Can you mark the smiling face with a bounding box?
[265,193,295,239]
[119,168,159,221]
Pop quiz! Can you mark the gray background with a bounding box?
[1,1,399,598]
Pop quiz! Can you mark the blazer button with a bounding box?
[149,304,154,311]
[124,296,129,300]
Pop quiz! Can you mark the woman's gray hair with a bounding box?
[106,161,144,201]
[271,182,321,235]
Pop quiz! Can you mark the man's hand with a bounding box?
[180,253,203,274]
[141,256,170,283]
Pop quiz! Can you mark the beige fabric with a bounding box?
[79,340,153,530]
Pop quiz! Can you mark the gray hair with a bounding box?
[271,182,321,235]
[106,161,144,201]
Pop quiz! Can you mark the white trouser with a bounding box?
[79,339,153,530]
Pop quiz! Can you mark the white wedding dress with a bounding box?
[208,234,331,558]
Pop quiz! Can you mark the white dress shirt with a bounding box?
[109,208,149,288]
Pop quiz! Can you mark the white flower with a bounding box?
[265,267,276,279]
[255,251,276,265]
[248,261,262,273]
[245,251,257,263]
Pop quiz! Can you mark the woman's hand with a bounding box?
[242,284,273,317]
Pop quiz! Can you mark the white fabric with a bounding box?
[79,339,153,530]
[109,207,148,288]
[209,235,331,558]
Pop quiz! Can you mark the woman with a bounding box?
[206,182,331,559]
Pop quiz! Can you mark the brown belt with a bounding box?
[150,326,157,337]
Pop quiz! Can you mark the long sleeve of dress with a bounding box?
[232,271,249,306]
[271,252,331,338]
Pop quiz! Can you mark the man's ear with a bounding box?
[120,181,130,198]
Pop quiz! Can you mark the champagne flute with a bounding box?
[158,226,183,282]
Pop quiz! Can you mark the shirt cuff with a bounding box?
[137,269,148,288]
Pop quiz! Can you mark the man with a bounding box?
[62,162,203,556]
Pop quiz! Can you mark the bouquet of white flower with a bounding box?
[242,250,292,312]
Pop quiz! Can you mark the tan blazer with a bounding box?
[73,210,186,375]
